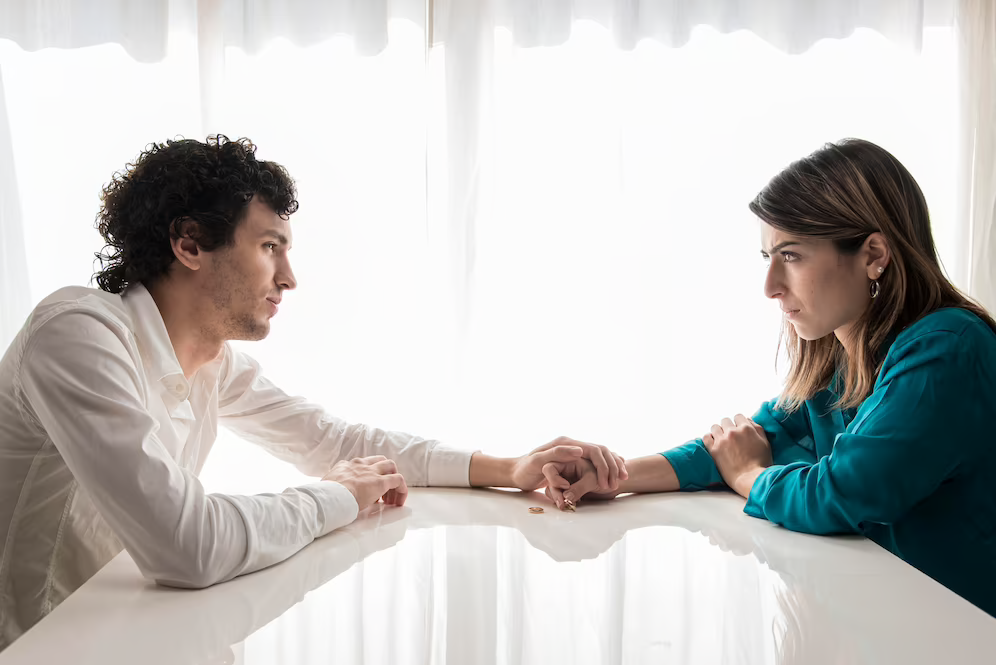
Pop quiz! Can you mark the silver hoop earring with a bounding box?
[870,279,881,299]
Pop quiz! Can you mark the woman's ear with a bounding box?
[863,232,891,279]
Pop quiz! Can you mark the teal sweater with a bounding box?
[661,308,996,617]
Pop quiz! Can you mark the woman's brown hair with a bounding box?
[750,138,996,411]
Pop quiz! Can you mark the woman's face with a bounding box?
[759,222,885,345]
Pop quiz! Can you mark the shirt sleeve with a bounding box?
[16,311,356,589]
[660,396,819,491]
[744,330,974,534]
[215,345,473,487]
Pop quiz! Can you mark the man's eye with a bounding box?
[264,243,276,250]
[781,252,799,262]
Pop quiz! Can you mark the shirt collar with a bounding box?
[122,283,189,398]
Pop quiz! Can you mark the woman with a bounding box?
[548,139,996,617]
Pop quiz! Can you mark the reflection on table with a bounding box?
[3,488,994,665]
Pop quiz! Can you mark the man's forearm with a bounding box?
[468,453,516,488]
[615,454,681,494]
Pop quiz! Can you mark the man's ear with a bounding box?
[170,218,203,271]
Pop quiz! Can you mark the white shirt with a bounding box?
[0,284,472,650]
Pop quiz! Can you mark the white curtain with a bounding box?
[0,0,972,465]
[424,0,962,468]
[238,523,793,665]
[0,63,30,349]
[956,0,996,312]
[0,1,988,662]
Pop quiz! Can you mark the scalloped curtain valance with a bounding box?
[0,0,953,62]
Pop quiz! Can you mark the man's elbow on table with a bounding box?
[128,504,262,591]
[143,544,244,590]
[153,571,226,590]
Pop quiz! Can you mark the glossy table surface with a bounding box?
[3,488,995,665]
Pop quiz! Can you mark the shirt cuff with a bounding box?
[298,481,360,538]
[427,444,474,487]
[743,465,781,519]
[659,439,725,491]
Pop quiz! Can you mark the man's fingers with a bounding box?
[536,445,584,464]
[380,472,406,491]
[616,454,629,480]
[733,413,749,427]
[382,476,409,506]
[563,471,601,506]
[540,459,575,508]
[583,445,610,491]
[598,445,620,490]
[371,459,399,475]
[720,417,735,430]
[544,485,565,508]
[710,423,724,438]
[542,461,571,490]
[355,455,388,465]
[530,436,583,455]
[379,473,407,506]
[548,484,566,509]
[388,467,409,504]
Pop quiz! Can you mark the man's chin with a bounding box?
[248,320,271,341]
[229,319,270,342]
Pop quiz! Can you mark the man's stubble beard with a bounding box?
[207,258,270,342]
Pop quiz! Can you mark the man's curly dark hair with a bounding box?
[93,135,299,294]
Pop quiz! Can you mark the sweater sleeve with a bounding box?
[661,393,820,491]
[744,330,973,534]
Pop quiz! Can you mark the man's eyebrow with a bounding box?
[260,229,291,246]
[761,241,801,255]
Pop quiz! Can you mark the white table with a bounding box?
[2,488,994,664]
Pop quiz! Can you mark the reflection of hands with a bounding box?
[512,437,627,494]
[410,489,658,562]
[541,457,623,510]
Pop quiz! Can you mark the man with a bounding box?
[0,136,625,650]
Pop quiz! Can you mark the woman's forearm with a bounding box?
[616,454,680,494]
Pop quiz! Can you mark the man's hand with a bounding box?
[542,456,622,509]
[702,414,772,498]
[322,456,409,510]
[508,436,628,493]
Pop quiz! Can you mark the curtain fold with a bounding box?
[0,0,424,62]
[428,0,494,347]
[0,64,30,350]
[0,1,955,62]
[956,0,996,311]
[220,0,425,57]
[480,0,945,52]
[0,0,170,62]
